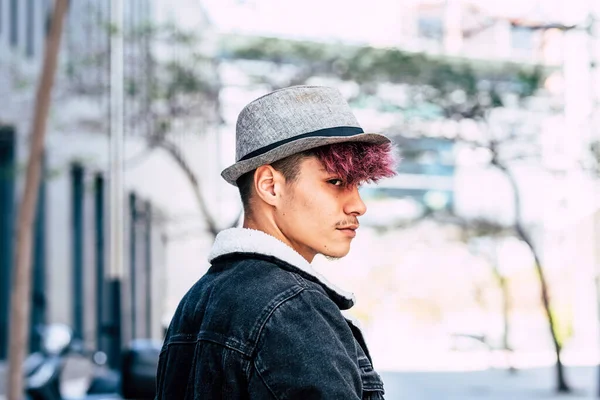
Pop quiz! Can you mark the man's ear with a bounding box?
[254,165,283,207]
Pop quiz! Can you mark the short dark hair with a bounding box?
[236,151,311,216]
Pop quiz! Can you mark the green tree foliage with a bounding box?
[222,36,548,120]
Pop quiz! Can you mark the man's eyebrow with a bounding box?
[320,170,342,177]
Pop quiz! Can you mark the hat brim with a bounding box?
[221,132,391,186]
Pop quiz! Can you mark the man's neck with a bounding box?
[242,217,315,263]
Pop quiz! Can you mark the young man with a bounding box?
[156,86,396,399]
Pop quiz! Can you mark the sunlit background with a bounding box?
[1,0,600,398]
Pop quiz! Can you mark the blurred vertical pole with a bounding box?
[94,173,106,352]
[129,192,137,339]
[7,0,68,397]
[0,127,15,361]
[71,163,85,340]
[30,154,47,353]
[144,200,152,338]
[108,0,125,370]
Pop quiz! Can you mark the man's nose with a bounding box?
[344,186,367,216]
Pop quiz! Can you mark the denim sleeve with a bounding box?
[249,289,362,400]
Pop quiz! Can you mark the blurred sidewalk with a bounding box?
[381,365,598,399]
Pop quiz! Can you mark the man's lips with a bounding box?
[337,225,358,237]
[337,225,358,230]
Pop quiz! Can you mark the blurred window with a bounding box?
[417,150,437,164]
[511,26,533,50]
[438,147,455,165]
[0,126,16,361]
[9,0,17,47]
[43,0,51,36]
[418,16,443,41]
[26,0,34,57]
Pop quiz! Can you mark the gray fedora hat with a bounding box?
[221,85,391,186]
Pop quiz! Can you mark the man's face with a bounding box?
[274,156,367,262]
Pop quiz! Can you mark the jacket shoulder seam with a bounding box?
[247,285,306,350]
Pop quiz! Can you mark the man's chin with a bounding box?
[320,246,350,261]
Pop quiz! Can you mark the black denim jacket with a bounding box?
[156,228,385,399]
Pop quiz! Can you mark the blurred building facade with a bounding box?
[0,0,168,359]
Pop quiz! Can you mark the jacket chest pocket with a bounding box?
[358,356,385,399]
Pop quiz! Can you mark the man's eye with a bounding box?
[328,179,343,186]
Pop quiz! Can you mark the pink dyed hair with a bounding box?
[311,142,397,186]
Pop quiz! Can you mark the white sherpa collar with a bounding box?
[208,228,356,306]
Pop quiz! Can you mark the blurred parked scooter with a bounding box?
[24,324,160,400]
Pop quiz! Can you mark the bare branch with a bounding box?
[157,139,219,237]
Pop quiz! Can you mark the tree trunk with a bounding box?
[6,0,69,398]
[493,160,571,393]
[517,223,570,391]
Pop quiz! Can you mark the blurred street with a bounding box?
[1,361,596,399]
